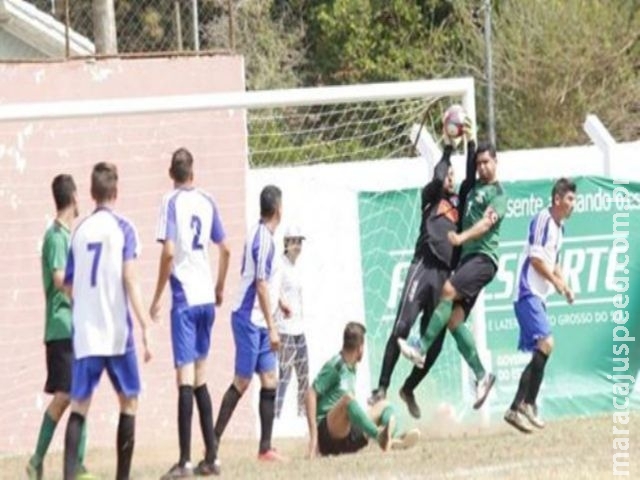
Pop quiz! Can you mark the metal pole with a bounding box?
[64,0,70,59]
[484,0,496,147]
[174,1,183,51]
[192,0,200,51]
[227,0,235,51]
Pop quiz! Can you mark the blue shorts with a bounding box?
[514,295,551,352]
[71,350,140,401]
[231,312,276,379]
[171,303,215,368]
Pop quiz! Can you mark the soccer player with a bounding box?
[62,162,152,480]
[275,224,309,419]
[28,174,94,480]
[399,141,507,409]
[213,185,287,462]
[369,117,478,420]
[504,178,576,433]
[306,322,419,458]
[151,148,231,477]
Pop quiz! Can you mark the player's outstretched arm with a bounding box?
[305,388,318,459]
[214,241,230,306]
[149,240,174,321]
[458,116,477,205]
[124,260,153,362]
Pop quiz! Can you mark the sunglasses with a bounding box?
[287,238,303,244]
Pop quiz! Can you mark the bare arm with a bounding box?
[52,270,66,291]
[305,387,318,458]
[149,241,174,320]
[215,241,231,306]
[257,279,280,350]
[450,217,493,246]
[124,260,153,362]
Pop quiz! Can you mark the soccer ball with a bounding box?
[443,104,466,139]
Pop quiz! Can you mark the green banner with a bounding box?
[358,176,640,424]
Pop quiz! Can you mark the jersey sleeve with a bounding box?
[312,361,339,396]
[156,195,177,243]
[252,228,274,281]
[210,206,226,244]
[45,232,68,273]
[122,220,141,262]
[528,213,551,260]
[485,190,507,227]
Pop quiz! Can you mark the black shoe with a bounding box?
[194,458,221,476]
[368,387,386,405]
[399,388,421,419]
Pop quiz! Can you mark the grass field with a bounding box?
[1,414,635,479]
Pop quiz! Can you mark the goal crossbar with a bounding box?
[0,77,476,123]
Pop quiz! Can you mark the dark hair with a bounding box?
[91,162,118,203]
[551,177,577,204]
[475,141,497,160]
[260,185,282,219]
[343,322,366,351]
[170,148,194,183]
[51,174,76,211]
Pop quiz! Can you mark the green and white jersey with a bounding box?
[41,221,72,342]
[313,353,357,423]
[461,181,507,264]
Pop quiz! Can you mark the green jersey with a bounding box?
[313,353,357,423]
[461,181,507,264]
[41,221,72,342]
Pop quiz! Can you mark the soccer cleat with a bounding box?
[391,428,421,450]
[376,415,395,452]
[367,387,387,406]
[193,458,221,476]
[518,403,545,429]
[504,409,533,434]
[25,459,42,480]
[159,462,194,479]
[257,449,289,463]
[399,388,421,419]
[397,338,425,369]
[75,465,98,480]
[473,372,496,409]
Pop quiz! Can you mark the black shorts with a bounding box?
[450,254,497,318]
[44,339,73,394]
[317,416,368,456]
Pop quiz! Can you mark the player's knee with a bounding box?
[538,336,554,355]
[119,395,138,415]
[441,281,456,300]
[194,359,207,387]
[49,393,70,420]
[233,376,251,394]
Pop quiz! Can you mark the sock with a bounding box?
[194,384,216,463]
[419,300,453,353]
[402,328,445,392]
[258,388,276,454]
[32,411,57,466]
[214,384,242,440]
[525,350,549,405]
[377,334,401,391]
[379,404,399,437]
[63,412,84,480]
[451,322,486,380]
[178,385,194,465]
[78,420,87,466]
[510,363,533,411]
[116,413,135,480]
[346,399,379,439]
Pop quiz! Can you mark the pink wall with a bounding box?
[0,56,252,454]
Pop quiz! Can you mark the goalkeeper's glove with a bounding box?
[462,115,476,143]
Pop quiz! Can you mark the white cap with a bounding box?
[284,224,305,239]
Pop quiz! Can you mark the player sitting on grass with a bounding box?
[306,322,420,458]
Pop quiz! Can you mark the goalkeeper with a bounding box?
[305,322,419,458]
[368,115,477,419]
